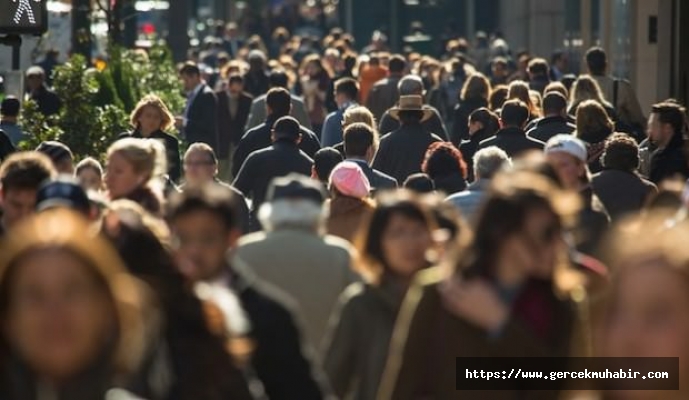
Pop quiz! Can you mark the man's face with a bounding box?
[1,188,38,228]
[26,75,43,91]
[183,150,216,184]
[170,210,238,283]
[180,73,199,93]
[492,63,507,78]
[228,82,243,96]
[647,113,671,146]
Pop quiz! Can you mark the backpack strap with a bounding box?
[613,78,619,109]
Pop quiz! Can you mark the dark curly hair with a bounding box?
[422,142,468,179]
[601,132,639,172]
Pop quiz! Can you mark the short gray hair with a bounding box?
[474,146,511,180]
[398,75,424,95]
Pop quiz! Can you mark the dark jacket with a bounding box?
[459,128,495,182]
[216,90,254,158]
[232,115,321,177]
[529,76,551,94]
[526,115,576,143]
[227,265,332,400]
[0,129,15,163]
[372,123,444,184]
[649,132,689,184]
[591,169,657,221]
[451,97,488,146]
[233,140,314,211]
[30,85,61,116]
[184,84,219,152]
[323,277,408,400]
[379,106,449,141]
[365,75,402,121]
[129,130,181,183]
[576,187,610,257]
[378,268,576,400]
[477,126,545,158]
[432,174,467,196]
[347,159,398,192]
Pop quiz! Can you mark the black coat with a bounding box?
[432,174,467,196]
[243,70,271,98]
[591,169,657,221]
[477,127,545,158]
[372,123,444,184]
[0,129,15,163]
[347,159,398,192]
[459,128,495,182]
[216,91,254,158]
[130,130,181,183]
[379,106,449,141]
[184,84,219,152]
[227,266,332,400]
[451,97,488,146]
[233,140,314,211]
[30,85,61,116]
[526,116,576,143]
[231,115,321,177]
[649,133,689,184]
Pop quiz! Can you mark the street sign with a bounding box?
[0,0,48,35]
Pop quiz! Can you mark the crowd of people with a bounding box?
[0,21,688,400]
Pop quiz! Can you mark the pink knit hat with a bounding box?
[329,161,371,199]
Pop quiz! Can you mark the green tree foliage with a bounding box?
[21,45,184,160]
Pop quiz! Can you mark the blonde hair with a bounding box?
[508,80,541,117]
[570,75,609,109]
[343,106,376,130]
[130,94,175,132]
[107,138,167,186]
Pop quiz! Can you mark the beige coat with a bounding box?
[233,228,357,350]
[592,75,646,129]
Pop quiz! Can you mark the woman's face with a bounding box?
[137,106,163,135]
[77,168,102,192]
[501,207,562,280]
[547,152,586,190]
[600,262,689,398]
[105,152,144,199]
[381,213,433,278]
[5,250,115,381]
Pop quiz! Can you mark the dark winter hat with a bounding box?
[267,173,326,205]
[36,141,74,164]
[36,175,91,215]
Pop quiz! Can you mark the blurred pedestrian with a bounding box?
[235,174,356,347]
[167,184,332,400]
[0,152,56,235]
[326,161,375,242]
[105,138,167,216]
[422,142,468,196]
[126,94,182,183]
[323,192,437,400]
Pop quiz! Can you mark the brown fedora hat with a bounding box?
[389,95,434,122]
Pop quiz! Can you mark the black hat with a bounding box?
[36,175,91,215]
[272,116,301,141]
[36,141,73,164]
[266,173,326,205]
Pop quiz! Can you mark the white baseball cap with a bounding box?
[544,134,587,163]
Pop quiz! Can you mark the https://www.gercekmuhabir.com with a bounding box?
[455,357,679,391]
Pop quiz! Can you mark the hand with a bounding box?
[439,278,509,332]
[174,116,184,129]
